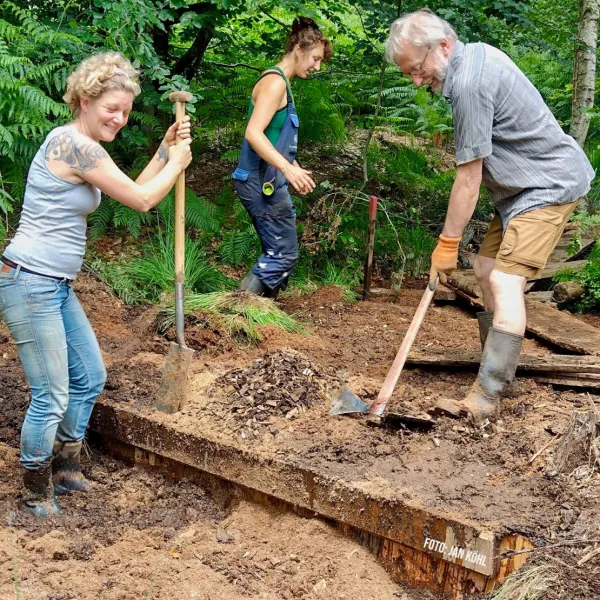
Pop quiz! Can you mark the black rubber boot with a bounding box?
[22,465,61,518]
[237,272,270,296]
[476,311,494,349]
[52,441,90,496]
[460,327,524,425]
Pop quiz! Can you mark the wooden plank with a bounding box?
[448,271,600,356]
[535,377,600,390]
[433,283,457,302]
[531,260,587,282]
[90,401,505,579]
[99,432,531,598]
[407,349,600,375]
[407,350,600,390]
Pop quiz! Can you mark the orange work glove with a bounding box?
[430,234,462,283]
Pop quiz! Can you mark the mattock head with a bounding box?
[169,91,193,104]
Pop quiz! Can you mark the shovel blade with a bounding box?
[330,384,371,416]
[155,342,194,414]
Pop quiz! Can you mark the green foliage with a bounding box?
[556,242,600,312]
[575,243,600,311]
[397,224,437,278]
[318,262,361,302]
[3,0,599,316]
[160,291,306,343]
[87,229,233,305]
[219,195,261,267]
[585,146,600,214]
[86,258,150,305]
[0,1,81,217]
[514,50,573,127]
[567,212,600,255]
[295,80,346,144]
[88,187,224,240]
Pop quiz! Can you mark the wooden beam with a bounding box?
[407,349,600,390]
[448,271,600,355]
[93,425,532,598]
[531,260,587,282]
[408,349,600,374]
[433,283,457,302]
[534,377,600,390]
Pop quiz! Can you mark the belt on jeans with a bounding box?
[0,256,71,282]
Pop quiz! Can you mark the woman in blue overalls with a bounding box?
[232,17,332,297]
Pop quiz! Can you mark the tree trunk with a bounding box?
[174,27,215,81]
[570,0,599,147]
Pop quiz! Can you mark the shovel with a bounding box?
[330,277,438,427]
[155,91,194,414]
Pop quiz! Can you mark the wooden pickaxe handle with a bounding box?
[369,277,439,416]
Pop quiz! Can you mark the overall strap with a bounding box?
[257,66,294,104]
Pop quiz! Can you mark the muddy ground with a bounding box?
[0,273,599,599]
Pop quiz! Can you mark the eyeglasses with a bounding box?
[408,47,431,76]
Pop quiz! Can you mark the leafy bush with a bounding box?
[576,243,600,311]
[219,195,261,267]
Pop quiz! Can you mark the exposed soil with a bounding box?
[1,273,599,598]
[0,444,412,600]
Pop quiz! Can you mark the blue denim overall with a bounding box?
[232,68,299,293]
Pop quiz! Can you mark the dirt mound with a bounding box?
[213,349,341,436]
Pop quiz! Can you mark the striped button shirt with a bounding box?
[442,40,595,227]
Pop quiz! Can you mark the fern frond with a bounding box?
[88,199,116,240]
[219,228,260,266]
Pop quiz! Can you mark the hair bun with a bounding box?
[291,17,319,34]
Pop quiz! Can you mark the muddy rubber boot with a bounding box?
[22,466,61,519]
[237,272,269,296]
[460,327,523,425]
[476,311,494,350]
[52,441,90,495]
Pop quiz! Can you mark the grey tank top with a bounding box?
[3,126,101,280]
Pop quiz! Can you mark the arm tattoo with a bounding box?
[156,143,169,162]
[45,130,109,173]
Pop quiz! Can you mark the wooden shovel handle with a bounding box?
[168,91,193,285]
[369,277,439,416]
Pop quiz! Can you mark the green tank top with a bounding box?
[247,66,293,146]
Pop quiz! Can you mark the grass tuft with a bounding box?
[492,562,557,600]
[160,291,306,342]
[318,263,361,302]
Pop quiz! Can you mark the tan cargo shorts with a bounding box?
[478,201,578,278]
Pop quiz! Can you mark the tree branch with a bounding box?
[204,61,262,72]
[258,7,289,31]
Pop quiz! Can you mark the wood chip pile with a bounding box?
[216,350,341,436]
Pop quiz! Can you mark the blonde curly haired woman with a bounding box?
[0,51,192,518]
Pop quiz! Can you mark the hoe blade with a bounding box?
[330,385,371,416]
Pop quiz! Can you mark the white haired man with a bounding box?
[385,9,594,423]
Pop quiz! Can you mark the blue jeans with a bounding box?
[0,267,106,470]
